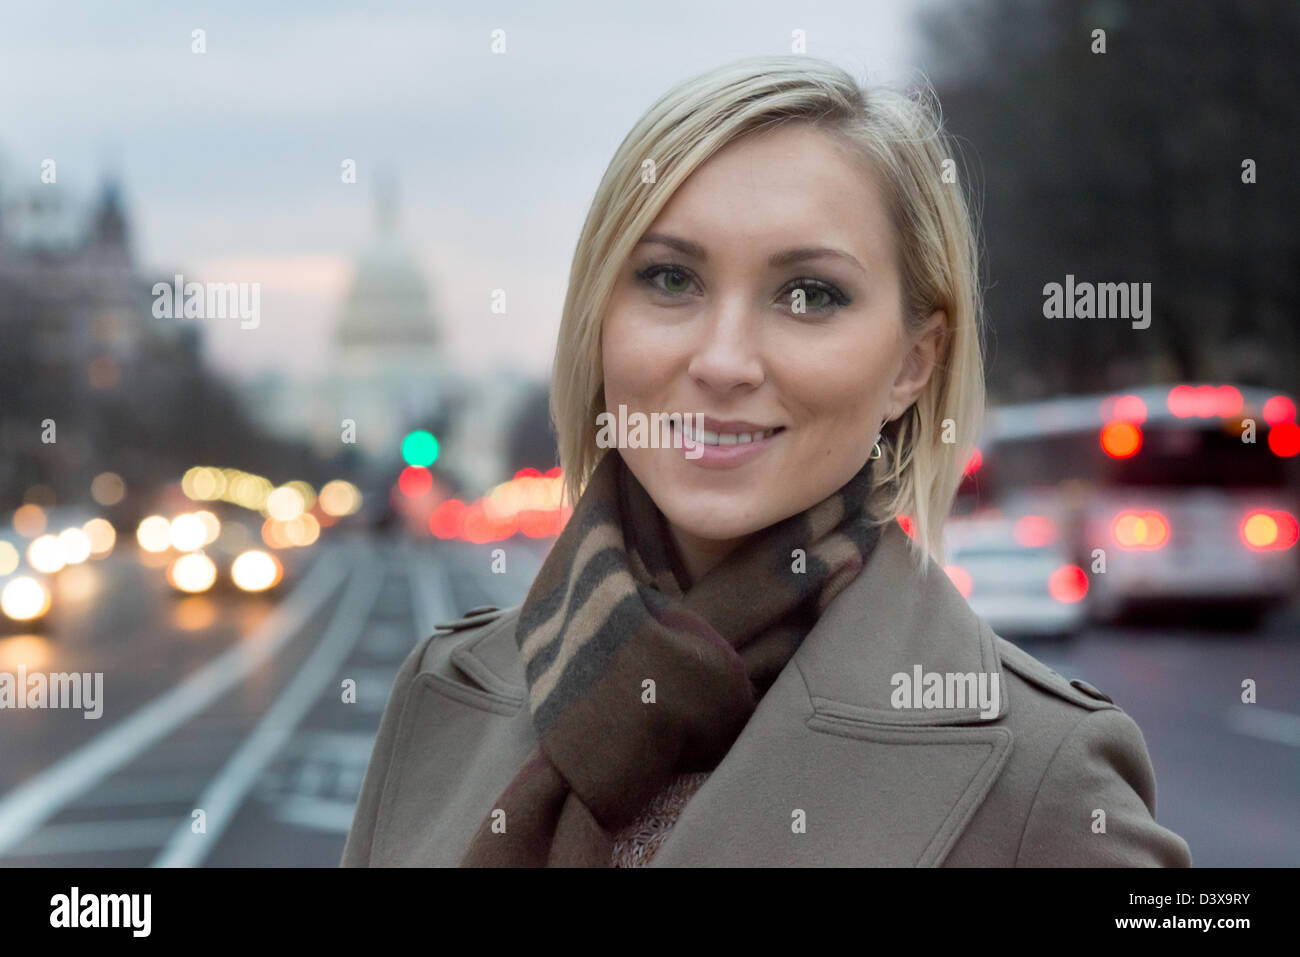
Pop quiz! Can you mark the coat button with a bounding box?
[1069,678,1113,703]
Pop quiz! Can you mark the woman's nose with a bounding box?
[685,298,765,391]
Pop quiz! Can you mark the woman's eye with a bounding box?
[636,264,695,297]
[634,266,850,315]
[783,280,851,315]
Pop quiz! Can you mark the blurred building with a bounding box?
[287,175,541,496]
[0,175,159,370]
[0,170,197,505]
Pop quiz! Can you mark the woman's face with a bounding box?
[601,122,944,583]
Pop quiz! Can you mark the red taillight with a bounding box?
[944,564,973,598]
[1101,421,1142,458]
[1262,395,1296,426]
[1048,564,1089,603]
[1241,510,1299,551]
[1279,513,1300,549]
[1268,422,1300,458]
[1113,510,1170,549]
[1104,394,1147,424]
[1216,385,1243,417]
[1168,383,1245,418]
[1014,514,1056,547]
[429,499,467,539]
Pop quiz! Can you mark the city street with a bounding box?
[0,536,1294,867]
[0,535,548,867]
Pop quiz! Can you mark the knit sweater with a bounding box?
[611,771,710,867]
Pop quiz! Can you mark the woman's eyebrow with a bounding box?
[637,232,865,274]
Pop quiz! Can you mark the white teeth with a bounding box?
[680,423,777,446]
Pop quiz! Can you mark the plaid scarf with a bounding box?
[459,449,882,866]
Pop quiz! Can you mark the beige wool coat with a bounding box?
[341,521,1192,867]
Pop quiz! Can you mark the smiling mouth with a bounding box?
[678,421,786,446]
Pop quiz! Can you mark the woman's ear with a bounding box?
[889,309,947,413]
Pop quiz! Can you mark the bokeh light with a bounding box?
[194,510,221,545]
[399,466,433,498]
[90,471,126,506]
[401,430,440,467]
[12,504,46,538]
[262,518,290,549]
[137,515,172,553]
[169,513,207,551]
[82,518,117,558]
[266,486,306,521]
[284,513,321,547]
[183,466,225,501]
[167,553,218,593]
[57,527,92,565]
[286,481,316,512]
[1,576,52,621]
[0,541,19,576]
[231,550,283,592]
[27,534,66,574]
[1262,395,1296,426]
[1100,421,1142,458]
[1268,421,1300,457]
[319,480,362,517]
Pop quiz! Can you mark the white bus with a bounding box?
[970,384,1299,625]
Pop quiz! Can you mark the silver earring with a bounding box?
[869,431,882,460]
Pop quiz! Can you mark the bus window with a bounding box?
[983,433,1104,494]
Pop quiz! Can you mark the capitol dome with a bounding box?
[333,175,438,351]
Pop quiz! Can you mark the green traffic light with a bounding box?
[402,430,440,467]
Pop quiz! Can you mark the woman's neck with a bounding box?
[665,521,758,588]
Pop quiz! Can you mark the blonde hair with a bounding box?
[551,55,985,569]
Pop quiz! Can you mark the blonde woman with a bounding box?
[342,55,1191,868]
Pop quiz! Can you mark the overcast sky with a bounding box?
[1,0,925,384]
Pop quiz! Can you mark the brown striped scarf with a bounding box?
[459,449,882,866]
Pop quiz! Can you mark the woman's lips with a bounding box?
[671,421,786,468]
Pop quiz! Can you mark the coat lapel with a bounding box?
[648,521,1013,866]
[449,521,1013,866]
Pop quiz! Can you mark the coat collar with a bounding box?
[789,518,1010,726]
[453,519,1009,725]
[451,519,1014,866]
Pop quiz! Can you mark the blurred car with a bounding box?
[162,507,290,597]
[943,511,1090,640]
[0,528,56,631]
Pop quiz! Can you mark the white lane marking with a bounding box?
[407,547,455,640]
[272,795,358,833]
[1225,706,1300,747]
[291,729,380,762]
[62,773,215,809]
[8,817,180,856]
[0,547,352,855]
[152,551,384,867]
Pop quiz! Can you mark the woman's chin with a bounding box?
[658,501,774,546]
